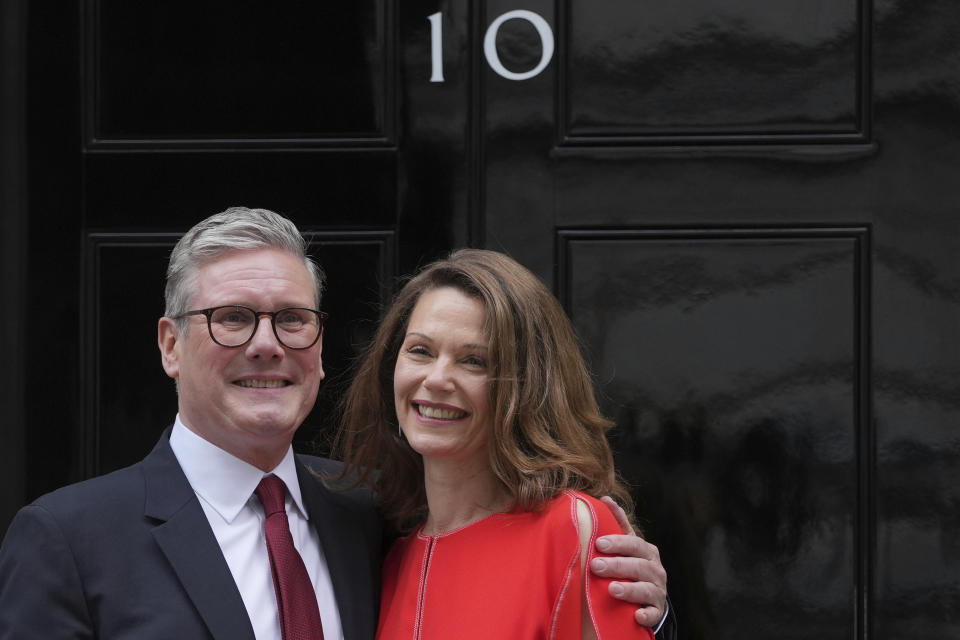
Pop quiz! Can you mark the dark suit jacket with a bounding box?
[0,429,383,640]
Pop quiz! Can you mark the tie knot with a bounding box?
[255,476,288,516]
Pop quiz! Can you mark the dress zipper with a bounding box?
[414,535,438,640]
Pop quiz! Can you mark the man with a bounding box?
[0,207,671,639]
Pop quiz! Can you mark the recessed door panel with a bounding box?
[559,229,867,639]
[562,0,865,141]
[90,1,391,145]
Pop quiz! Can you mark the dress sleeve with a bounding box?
[581,495,656,640]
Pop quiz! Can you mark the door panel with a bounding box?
[562,0,867,141]
[89,1,391,145]
[559,228,868,639]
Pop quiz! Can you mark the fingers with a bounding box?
[634,604,665,629]
[607,580,666,625]
[599,495,635,536]
[594,534,662,567]
[590,536,667,600]
[591,554,666,589]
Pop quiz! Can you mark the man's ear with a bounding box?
[315,328,326,382]
[158,317,182,379]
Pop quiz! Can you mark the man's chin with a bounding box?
[239,417,299,438]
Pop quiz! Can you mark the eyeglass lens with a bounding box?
[208,306,321,348]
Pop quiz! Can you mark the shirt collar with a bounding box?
[169,415,310,524]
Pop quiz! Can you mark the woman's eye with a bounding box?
[464,355,487,368]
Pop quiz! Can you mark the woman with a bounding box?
[336,249,653,639]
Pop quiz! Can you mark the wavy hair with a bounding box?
[334,249,633,532]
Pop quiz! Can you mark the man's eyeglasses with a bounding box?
[175,305,328,350]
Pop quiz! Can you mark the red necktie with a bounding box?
[255,476,325,640]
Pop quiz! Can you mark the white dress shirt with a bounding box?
[169,416,343,640]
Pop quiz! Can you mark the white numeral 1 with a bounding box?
[428,12,444,83]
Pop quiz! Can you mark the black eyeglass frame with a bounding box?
[175,305,329,350]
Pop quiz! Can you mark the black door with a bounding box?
[467,1,959,638]
[3,1,958,638]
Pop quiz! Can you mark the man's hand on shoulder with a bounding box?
[594,496,668,630]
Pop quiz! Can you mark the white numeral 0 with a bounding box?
[429,10,555,83]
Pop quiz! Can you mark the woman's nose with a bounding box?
[423,359,454,390]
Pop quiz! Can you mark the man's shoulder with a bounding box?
[295,454,377,510]
[3,460,153,553]
[29,461,147,519]
[297,453,346,476]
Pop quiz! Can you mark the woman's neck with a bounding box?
[421,457,511,536]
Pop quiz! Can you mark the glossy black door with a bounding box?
[460,1,957,638]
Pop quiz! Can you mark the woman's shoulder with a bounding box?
[559,490,608,510]
[542,491,623,537]
[541,490,607,514]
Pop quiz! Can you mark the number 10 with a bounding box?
[428,10,555,82]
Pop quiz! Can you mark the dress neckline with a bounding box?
[416,504,521,540]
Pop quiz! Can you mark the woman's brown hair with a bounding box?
[334,249,634,532]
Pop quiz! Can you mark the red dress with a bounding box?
[376,490,654,640]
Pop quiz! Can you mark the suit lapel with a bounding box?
[297,458,377,640]
[143,431,256,640]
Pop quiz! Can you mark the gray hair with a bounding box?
[164,207,325,331]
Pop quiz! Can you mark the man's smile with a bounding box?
[234,379,291,388]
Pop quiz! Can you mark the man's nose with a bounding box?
[245,315,284,357]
